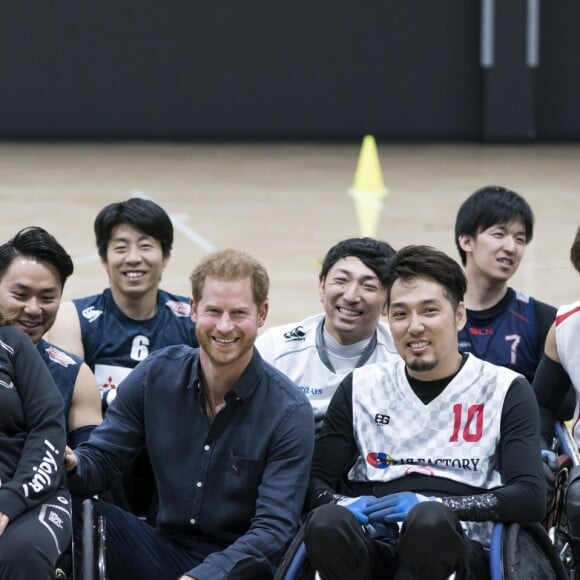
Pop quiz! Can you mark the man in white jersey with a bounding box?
[304,245,545,580]
[256,237,397,428]
[534,225,580,448]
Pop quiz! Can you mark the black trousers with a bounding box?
[0,490,72,580]
[304,502,489,580]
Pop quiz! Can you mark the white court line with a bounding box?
[131,188,216,253]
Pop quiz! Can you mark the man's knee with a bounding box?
[305,504,373,563]
[399,502,467,580]
[402,501,463,539]
[304,504,356,548]
[304,504,381,579]
[0,537,54,579]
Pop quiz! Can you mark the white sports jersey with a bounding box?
[256,313,397,419]
[556,301,580,445]
[349,353,519,543]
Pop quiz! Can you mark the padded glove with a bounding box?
[363,492,436,523]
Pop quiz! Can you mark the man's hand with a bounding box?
[64,445,78,473]
[364,492,432,523]
[0,512,10,536]
[541,449,558,497]
[336,495,376,524]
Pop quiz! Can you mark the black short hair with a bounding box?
[0,227,74,289]
[94,198,174,260]
[319,237,396,287]
[571,226,580,276]
[454,186,535,265]
[386,245,466,311]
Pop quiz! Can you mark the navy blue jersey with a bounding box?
[458,288,556,383]
[73,288,197,395]
[36,338,81,423]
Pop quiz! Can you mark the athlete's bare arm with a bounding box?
[543,322,560,363]
[47,301,85,359]
[68,363,102,431]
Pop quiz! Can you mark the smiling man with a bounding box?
[48,197,197,516]
[48,198,197,406]
[0,227,101,446]
[454,186,556,385]
[303,245,545,580]
[66,249,314,580]
[256,237,397,427]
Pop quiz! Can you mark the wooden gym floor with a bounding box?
[0,141,578,330]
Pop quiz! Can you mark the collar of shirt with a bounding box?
[190,347,265,403]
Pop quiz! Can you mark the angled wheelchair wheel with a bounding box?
[492,522,569,579]
[274,524,312,580]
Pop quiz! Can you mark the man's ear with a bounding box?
[456,301,467,332]
[190,298,197,323]
[458,234,473,255]
[381,299,389,317]
[257,300,269,328]
[318,277,326,305]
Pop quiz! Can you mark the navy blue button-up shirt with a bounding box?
[69,345,314,579]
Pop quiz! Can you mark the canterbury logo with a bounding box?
[82,306,103,323]
[283,326,306,342]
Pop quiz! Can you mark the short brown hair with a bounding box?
[190,249,269,305]
[0,308,18,325]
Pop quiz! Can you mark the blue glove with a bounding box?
[541,449,558,471]
[363,492,434,523]
[336,495,375,524]
[541,449,558,496]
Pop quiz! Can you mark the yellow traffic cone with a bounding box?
[349,135,389,238]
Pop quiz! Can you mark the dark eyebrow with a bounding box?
[10,282,59,294]
[332,268,379,282]
[389,298,441,309]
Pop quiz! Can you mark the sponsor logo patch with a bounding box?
[166,300,191,317]
[45,346,76,368]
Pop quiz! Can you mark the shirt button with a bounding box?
[196,481,203,488]
[189,518,196,525]
[204,445,210,451]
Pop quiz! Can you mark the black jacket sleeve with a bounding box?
[307,373,357,509]
[484,377,546,522]
[533,354,572,447]
[0,329,66,520]
[534,300,556,355]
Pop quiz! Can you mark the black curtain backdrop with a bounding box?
[0,1,578,141]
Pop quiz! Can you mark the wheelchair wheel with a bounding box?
[81,499,107,580]
[82,500,95,580]
[500,523,569,580]
[274,525,311,580]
